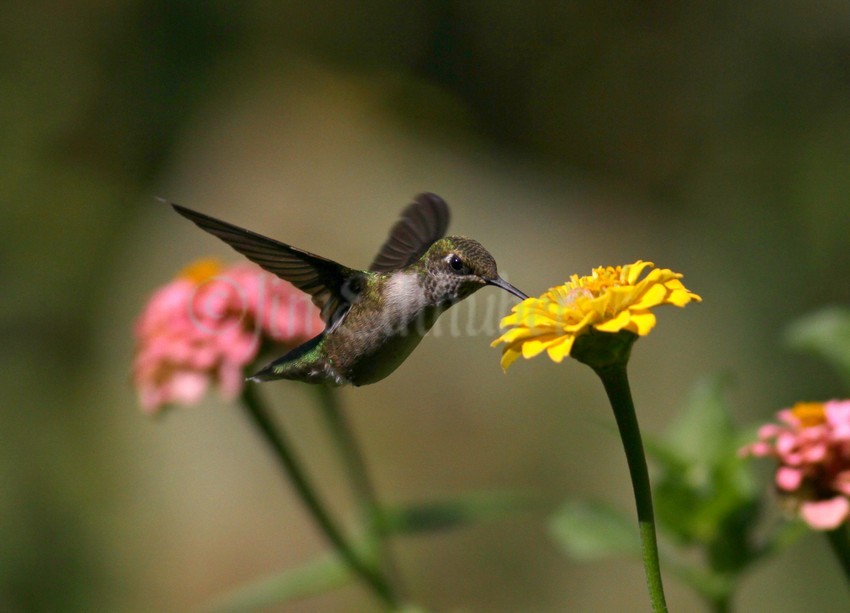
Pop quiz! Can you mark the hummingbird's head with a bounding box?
[423,237,529,305]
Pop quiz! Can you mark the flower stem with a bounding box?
[313,385,405,598]
[595,365,668,613]
[710,597,730,613]
[239,384,398,608]
[825,522,850,585]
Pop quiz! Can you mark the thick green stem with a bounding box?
[239,384,398,608]
[595,365,668,613]
[313,385,405,597]
[825,522,850,586]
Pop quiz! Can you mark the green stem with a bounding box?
[313,385,405,598]
[239,384,398,608]
[595,365,668,613]
[711,596,731,613]
[825,522,850,585]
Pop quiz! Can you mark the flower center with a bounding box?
[178,258,224,284]
[555,287,593,306]
[791,401,826,428]
[588,267,626,293]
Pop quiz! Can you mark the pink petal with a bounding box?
[169,337,196,363]
[136,282,194,333]
[145,280,194,316]
[776,466,804,491]
[193,285,232,325]
[263,280,323,342]
[833,471,850,496]
[217,325,258,364]
[801,443,827,463]
[777,409,798,426]
[741,442,773,457]
[166,371,210,406]
[775,432,799,456]
[827,401,850,440]
[799,426,827,442]
[832,424,850,442]
[826,400,850,424]
[757,424,783,440]
[188,344,218,369]
[141,335,175,361]
[217,363,245,400]
[133,348,162,377]
[800,497,850,530]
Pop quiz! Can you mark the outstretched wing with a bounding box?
[169,201,359,330]
[369,193,450,272]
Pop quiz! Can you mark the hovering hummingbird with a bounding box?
[170,193,528,386]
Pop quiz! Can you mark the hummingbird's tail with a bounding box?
[248,333,341,385]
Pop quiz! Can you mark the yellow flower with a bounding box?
[492,261,701,370]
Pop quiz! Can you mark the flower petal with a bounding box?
[546,337,575,363]
[500,346,522,371]
[626,311,657,336]
[594,309,633,333]
[776,466,804,491]
[800,497,850,530]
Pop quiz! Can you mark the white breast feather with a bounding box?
[384,273,428,326]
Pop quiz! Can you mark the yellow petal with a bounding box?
[546,336,575,362]
[493,327,534,345]
[625,261,653,284]
[500,347,522,370]
[520,313,561,328]
[595,309,632,332]
[521,335,561,358]
[627,311,657,336]
[630,282,668,309]
[667,287,701,306]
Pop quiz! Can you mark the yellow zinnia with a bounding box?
[492,261,701,370]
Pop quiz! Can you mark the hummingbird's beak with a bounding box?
[487,276,529,300]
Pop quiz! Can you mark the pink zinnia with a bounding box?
[741,400,850,530]
[133,258,324,414]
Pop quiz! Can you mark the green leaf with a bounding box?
[549,500,640,560]
[384,491,539,535]
[642,434,689,474]
[205,552,352,612]
[648,375,762,551]
[785,306,850,390]
[663,373,737,467]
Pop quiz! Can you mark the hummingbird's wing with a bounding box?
[369,193,450,272]
[169,202,360,331]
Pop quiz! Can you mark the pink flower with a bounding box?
[133,258,324,414]
[741,400,850,530]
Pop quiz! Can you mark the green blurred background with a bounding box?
[3,2,850,611]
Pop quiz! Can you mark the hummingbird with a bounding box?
[170,193,528,387]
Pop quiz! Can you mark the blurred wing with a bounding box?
[369,193,450,272]
[169,201,356,328]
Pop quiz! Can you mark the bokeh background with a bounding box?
[4,2,850,611]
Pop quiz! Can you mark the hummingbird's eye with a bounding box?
[448,254,465,273]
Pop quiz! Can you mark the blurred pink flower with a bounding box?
[133,258,323,414]
[741,400,850,530]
